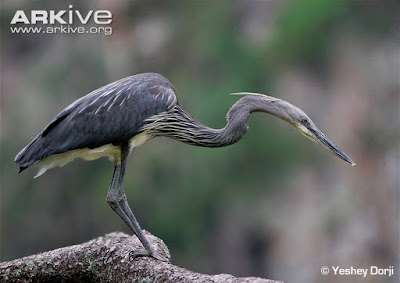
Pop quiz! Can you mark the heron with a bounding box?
[15,72,355,261]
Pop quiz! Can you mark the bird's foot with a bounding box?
[128,248,169,262]
[150,250,169,262]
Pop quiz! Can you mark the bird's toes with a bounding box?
[128,248,150,261]
[151,250,169,262]
[128,248,169,262]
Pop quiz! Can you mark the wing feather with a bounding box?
[15,73,177,170]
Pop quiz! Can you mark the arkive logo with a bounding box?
[10,5,113,36]
[11,5,112,25]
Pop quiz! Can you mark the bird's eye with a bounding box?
[301,118,308,124]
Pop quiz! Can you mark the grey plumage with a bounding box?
[14,72,355,261]
[15,73,177,171]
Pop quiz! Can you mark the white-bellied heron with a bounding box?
[15,72,355,261]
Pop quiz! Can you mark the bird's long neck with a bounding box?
[143,95,285,148]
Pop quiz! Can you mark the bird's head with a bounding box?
[231,92,356,166]
[288,111,356,166]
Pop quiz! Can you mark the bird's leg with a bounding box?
[106,143,168,262]
[106,164,138,239]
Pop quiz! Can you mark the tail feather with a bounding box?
[15,135,45,171]
[18,166,27,173]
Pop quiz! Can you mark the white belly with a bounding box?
[33,132,151,178]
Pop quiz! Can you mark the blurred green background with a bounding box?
[1,1,398,282]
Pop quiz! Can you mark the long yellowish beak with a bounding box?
[297,123,356,166]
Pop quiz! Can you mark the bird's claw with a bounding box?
[128,249,169,262]
[151,250,169,262]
